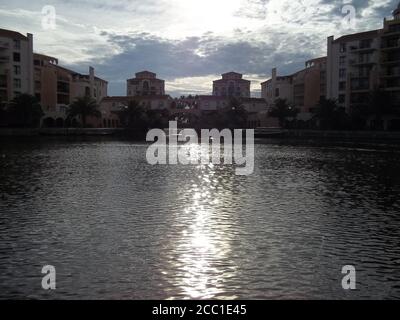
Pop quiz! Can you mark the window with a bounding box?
[275,88,280,97]
[339,94,346,104]
[339,81,346,91]
[339,56,346,66]
[13,39,20,50]
[13,52,21,62]
[340,43,347,53]
[339,69,347,79]
[13,78,21,89]
[13,65,21,75]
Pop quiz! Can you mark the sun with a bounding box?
[165,0,244,37]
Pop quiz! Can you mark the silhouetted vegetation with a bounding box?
[269,98,299,128]
[116,100,171,136]
[67,96,101,128]
[221,98,248,129]
[311,98,348,130]
[5,94,43,128]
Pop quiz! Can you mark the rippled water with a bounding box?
[0,138,400,300]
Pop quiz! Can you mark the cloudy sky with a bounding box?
[0,0,398,96]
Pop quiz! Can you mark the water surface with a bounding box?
[0,138,399,299]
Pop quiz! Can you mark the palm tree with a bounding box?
[67,96,101,128]
[7,94,43,128]
[225,98,248,129]
[268,98,298,128]
[117,99,147,131]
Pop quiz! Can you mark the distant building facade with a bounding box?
[261,57,327,120]
[34,53,109,127]
[261,69,294,106]
[127,71,165,96]
[0,28,33,102]
[213,72,251,98]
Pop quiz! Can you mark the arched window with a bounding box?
[143,81,150,95]
[228,82,235,97]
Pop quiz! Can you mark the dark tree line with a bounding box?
[116,97,248,134]
[0,94,43,128]
[268,89,400,131]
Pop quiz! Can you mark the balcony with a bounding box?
[349,46,376,53]
[349,58,375,66]
[0,56,10,64]
[0,41,9,49]
[381,69,400,78]
[381,39,400,51]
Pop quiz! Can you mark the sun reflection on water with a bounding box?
[166,144,238,300]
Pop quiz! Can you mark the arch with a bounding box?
[43,117,55,128]
[55,118,64,128]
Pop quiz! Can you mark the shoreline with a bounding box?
[2,128,400,145]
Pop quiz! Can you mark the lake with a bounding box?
[0,137,399,299]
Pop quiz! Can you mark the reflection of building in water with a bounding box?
[213,72,251,98]
[127,71,165,97]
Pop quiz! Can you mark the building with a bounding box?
[102,95,172,112]
[0,28,33,102]
[327,30,380,110]
[70,67,108,105]
[261,69,294,106]
[326,3,400,129]
[174,95,268,128]
[292,57,327,120]
[34,53,109,127]
[261,57,327,120]
[127,71,165,96]
[213,72,251,98]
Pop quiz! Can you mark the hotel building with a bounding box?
[127,71,165,96]
[327,3,400,128]
[213,72,251,98]
[0,28,34,102]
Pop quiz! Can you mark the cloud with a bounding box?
[0,0,399,96]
